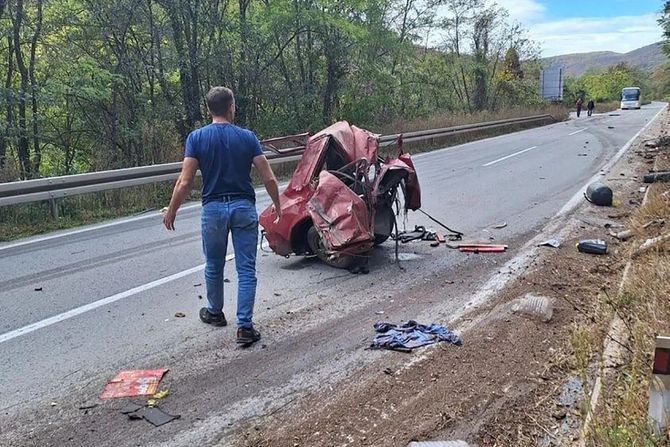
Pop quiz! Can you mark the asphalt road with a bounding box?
[0,103,664,446]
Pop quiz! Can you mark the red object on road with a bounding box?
[259,121,421,268]
[100,369,169,399]
[459,245,507,253]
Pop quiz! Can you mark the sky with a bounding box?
[495,0,664,56]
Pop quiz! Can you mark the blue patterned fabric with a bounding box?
[370,320,462,352]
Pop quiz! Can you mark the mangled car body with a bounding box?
[259,121,421,268]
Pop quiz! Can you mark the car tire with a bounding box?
[373,209,395,246]
[307,226,354,269]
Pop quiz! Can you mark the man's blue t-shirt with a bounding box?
[185,123,264,204]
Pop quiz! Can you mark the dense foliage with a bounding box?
[0,0,539,180]
[563,63,651,104]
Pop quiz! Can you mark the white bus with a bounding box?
[621,87,641,110]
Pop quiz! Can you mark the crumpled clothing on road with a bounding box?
[370,320,462,352]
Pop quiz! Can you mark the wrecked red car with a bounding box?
[259,121,421,268]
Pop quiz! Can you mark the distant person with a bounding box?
[587,100,595,117]
[162,86,282,346]
[576,98,583,117]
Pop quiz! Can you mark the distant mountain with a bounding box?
[542,42,666,77]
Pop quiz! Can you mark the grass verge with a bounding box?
[586,144,670,446]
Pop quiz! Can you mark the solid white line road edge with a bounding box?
[0,182,285,253]
[482,146,538,167]
[0,251,233,344]
[557,103,666,217]
[0,202,201,253]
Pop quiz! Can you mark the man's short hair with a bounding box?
[206,86,234,117]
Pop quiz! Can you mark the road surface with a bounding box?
[0,103,664,446]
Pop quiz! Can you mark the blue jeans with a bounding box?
[201,199,258,328]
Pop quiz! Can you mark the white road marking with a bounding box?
[0,248,244,344]
[569,128,586,136]
[0,202,199,253]
[0,182,284,252]
[557,103,666,216]
[482,146,538,167]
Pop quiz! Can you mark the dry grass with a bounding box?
[587,178,670,446]
[597,101,624,114]
[377,104,569,135]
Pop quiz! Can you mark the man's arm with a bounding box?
[163,157,199,230]
[253,154,281,221]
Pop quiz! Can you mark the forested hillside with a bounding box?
[0,0,541,180]
[542,42,665,77]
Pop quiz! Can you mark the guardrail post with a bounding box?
[48,198,59,220]
[649,335,670,436]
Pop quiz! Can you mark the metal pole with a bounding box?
[48,198,59,220]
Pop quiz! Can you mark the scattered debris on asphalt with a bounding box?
[578,153,588,157]
[585,181,613,206]
[153,390,170,400]
[512,293,554,322]
[34,287,42,292]
[458,243,508,253]
[100,369,169,399]
[123,404,181,427]
[78,402,99,411]
[174,312,186,318]
[143,406,181,427]
[538,238,561,248]
[577,239,608,255]
[224,278,231,283]
[393,225,437,243]
[608,126,615,129]
[492,222,507,229]
[193,283,201,287]
[370,320,462,352]
[120,402,144,414]
[644,171,670,183]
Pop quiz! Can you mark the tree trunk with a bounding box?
[12,0,31,178]
[158,0,202,139]
[1,31,13,171]
[236,0,251,126]
[29,0,44,173]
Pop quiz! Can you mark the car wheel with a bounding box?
[373,209,395,246]
[307,226,353,269]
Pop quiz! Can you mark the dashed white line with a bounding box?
[482,146,538,167]
[569,128,586,136]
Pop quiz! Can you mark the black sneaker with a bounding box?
[236,327,261,345]
[199,308,227,327]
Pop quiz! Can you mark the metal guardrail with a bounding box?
[0,114,553,208]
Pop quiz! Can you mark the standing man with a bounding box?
[576,97,583,118]
[162,86,281,346]
[587,99,595,117]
